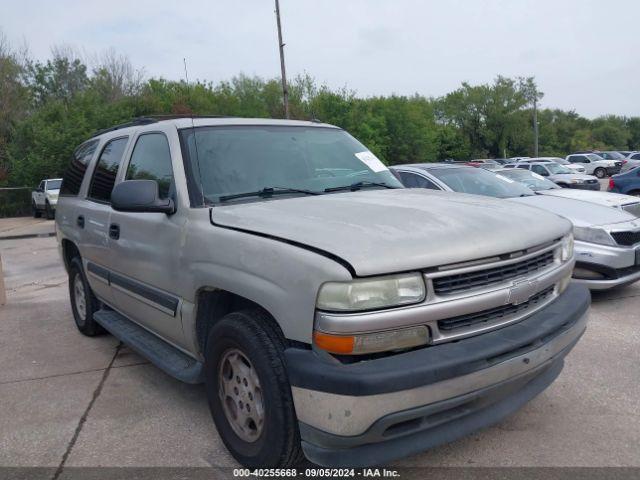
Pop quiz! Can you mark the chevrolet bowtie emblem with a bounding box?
[508,279,539,305]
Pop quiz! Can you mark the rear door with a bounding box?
[81,136,130,304]
[107,129,187,348]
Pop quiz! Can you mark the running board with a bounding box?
[93,309,204,384]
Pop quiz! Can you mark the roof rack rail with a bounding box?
[90,114,234,138]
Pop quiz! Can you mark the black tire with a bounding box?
[45,202,54,220]
[629,190,640,197]
[68,257,104,336]
[32,202,42,218]
[204,309,304,468]
[594,168,606,179]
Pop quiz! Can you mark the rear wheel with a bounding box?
[629,190,640,197]
[204,309,304,468]
[594,168,606,178]
[68,257,104,336]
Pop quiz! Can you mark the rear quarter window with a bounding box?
[60,140,99,196]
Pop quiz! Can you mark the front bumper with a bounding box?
[285,284,590,467]
[573,240,640,290]
[606,166,622,176]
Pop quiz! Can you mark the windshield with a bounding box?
[497,170,559,191]
[427,167,535,198]
[587,154,603,161]
[545,163,573,174]
[46,179,61,190]
[179,126,402,204]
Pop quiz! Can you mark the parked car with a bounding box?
[566,153,622,178]
[591,151,627,162]
[32,178,62,219]
[391,163,640,290]
[620,152,640,172]
[497,168,640,217]
[56,116,589,468]
[523,157,586,173]
[503,161,600,190]
[609,168,640,197]
[467,159,501,170]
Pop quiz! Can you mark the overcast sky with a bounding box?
[2,0,639,117]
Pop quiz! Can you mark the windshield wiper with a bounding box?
[218,187,320,202]
[324,181,395,193]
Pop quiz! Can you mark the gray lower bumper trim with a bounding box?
[573,269,640,290]
[301,357,564,468]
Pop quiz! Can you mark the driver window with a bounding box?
[126,133,175,199]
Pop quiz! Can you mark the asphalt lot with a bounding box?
[0,215,639,473]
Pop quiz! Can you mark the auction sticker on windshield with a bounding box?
[355,151,388,173]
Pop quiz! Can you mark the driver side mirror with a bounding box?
[111,180,175,214]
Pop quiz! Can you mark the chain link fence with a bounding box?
[0,187,32,218]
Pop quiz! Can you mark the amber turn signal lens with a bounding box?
[313,331,355,354]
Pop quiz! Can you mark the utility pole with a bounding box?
[275,0,290,119]
[533,98,539,157]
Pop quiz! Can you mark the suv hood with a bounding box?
[509,194,636,228]
[210,189,570,276]
[537,189,640,210]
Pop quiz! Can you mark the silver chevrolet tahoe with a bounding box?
[56,116,589,468]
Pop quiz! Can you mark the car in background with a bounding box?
[31,178,62,219]
[497,168,640,217]
[391,163,640,290]
[467,159,502,171]
[566,153,622,178]
[620,152,640,172]
[524,157,586,173]
[503,161,600,190]
[608,168,640,197]
[509,156,530,162]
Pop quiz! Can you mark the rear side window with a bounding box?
[125,133,174,199]
[398,171,439,189]
[60,140,99,196]
[88,137,129,203]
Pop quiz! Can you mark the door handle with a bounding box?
[109,223,120,240]
[77,215,85,228]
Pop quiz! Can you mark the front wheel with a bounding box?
[45,202,54,220]
[204,309,304,468]
[594,168,606,178]
[32,202,42,218]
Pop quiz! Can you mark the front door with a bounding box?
[107,131,187,349]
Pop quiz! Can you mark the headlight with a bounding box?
[569,179,585,184]
[316,273,426,312]
[573,226,616,246]
[313,326,429,355]
[561,233,574,261]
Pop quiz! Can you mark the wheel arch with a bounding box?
[193,287,288,357]
[61,239,81,272]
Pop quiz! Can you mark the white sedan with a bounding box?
[497,168,640,217]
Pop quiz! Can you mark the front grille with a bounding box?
[433,250,555,295]
[611,230,640,246]
[622,203,640,217]
[437,286,555,332]
[586,179,599,184]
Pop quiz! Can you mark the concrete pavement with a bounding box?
[0,235,639,474]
